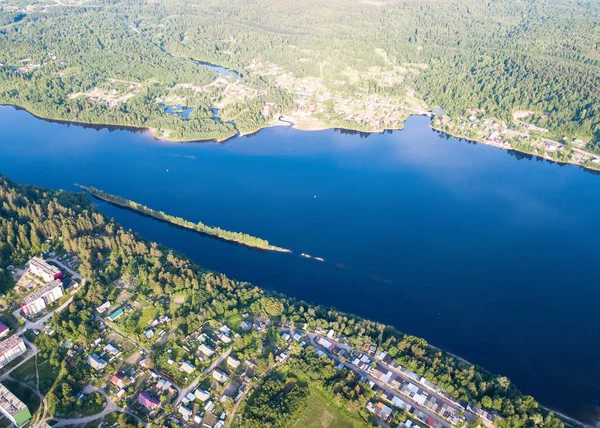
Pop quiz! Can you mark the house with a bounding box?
[198,344,214,357]
[111,372,127,388]
[293,332,302,342]
[178,405,192,420]
[212,369,229,383]
[0,383,32,427]
[156,378,173,392]
[107,308,124,322]
[194,389,210,402]
[96,301,111,314]
[240,321,251,331]
[226,356,240,369]
[281,333,290,342]
[87,354,107,371]
[138,390,160,411]
[144,329,154,339]
[327,329,335,339]
[104,344,120,356]
[317,337,334,350]
[180,361,195,374]
[218,333,232,343]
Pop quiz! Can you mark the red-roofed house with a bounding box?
[111,371,127,388]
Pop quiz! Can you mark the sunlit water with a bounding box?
[0,106,598,422]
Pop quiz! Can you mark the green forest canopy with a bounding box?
[0,0,598,145]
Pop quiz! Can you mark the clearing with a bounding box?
[292,386,365,428]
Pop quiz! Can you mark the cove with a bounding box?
[0,106,598,423]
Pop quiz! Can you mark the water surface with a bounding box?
[0,106,598,422]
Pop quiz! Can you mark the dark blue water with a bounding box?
[0,106,599,422]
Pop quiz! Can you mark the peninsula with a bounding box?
[82,186,290,253]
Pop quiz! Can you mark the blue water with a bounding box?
[161,104,194,119]
[0,106,598,422]
[196,60,241,79]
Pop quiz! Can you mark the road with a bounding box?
[304,331,456,428]
[49,386,146,427]
[174,347,232,407]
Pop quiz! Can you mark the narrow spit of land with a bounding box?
[81,186,290,253]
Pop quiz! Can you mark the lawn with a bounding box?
[291,387,366,428]
[12,355,60,395]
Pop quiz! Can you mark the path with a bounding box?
[48,386,145,427]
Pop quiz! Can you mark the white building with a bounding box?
[180,361,195,374]
[212,369,229,383]
[0,336,26,368]
[28,257,61,283]
[0,383,31,427]
[195,389,210,402]
[88,354,107,371]
[20,279,64,316]
[198,344,214,357]
[226,356,240,369]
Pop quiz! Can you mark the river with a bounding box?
[0,106,598,423]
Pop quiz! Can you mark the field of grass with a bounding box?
[12,355,60,395]
[291,387,366,428]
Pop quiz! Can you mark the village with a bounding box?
[432,113,600,170]
[0,246,514,428]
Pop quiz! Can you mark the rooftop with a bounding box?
[21,279,63,305]
[0,335,24,356]
[0,383,31,426]
[29,257,60,277]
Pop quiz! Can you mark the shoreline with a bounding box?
[429,124,600,174]
[2,103,599,174]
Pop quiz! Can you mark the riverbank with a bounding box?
[429,123,600,174]
[2,103,599,174]
[80,186,291,253]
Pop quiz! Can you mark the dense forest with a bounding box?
[0,175,566,426]
[0,0,598,145]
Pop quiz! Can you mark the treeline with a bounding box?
[83,186,289,252]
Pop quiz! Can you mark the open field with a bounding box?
[292,387,366,428]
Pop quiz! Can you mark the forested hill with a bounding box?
[0,0,599,147]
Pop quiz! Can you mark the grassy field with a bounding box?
[12,355,60,395]
[291,387,366,428]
